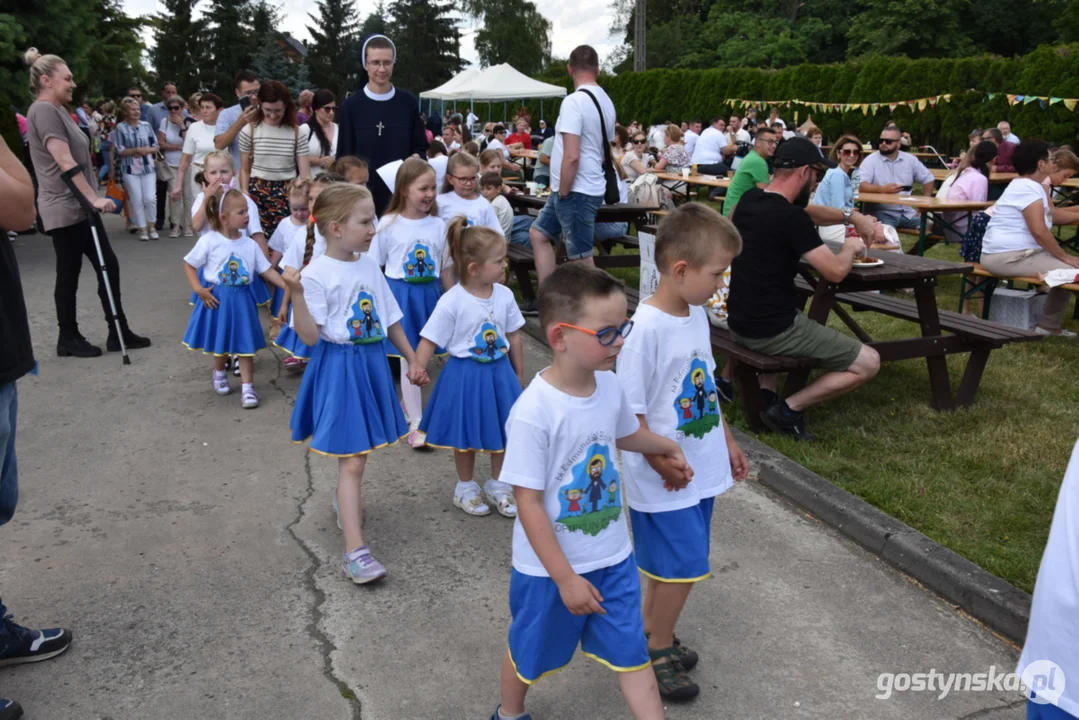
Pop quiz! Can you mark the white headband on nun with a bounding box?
[362,35,396,63]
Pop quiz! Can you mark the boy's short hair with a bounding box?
[654,203,742,273]
[539,264,624,336]
[480,171,503,189]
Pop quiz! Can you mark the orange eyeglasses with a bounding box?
[555,320,633,346]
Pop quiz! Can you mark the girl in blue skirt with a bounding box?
[414,217,525,518]
[182,189,286,409]
[273,173,344,371]
[369,158,454,449]
[285,183,430,584]
[266,178,312,320]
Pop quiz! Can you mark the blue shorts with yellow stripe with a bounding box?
[630,497,715,583]
[507,555,649,684]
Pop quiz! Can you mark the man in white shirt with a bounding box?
[466,108,478,131]
[524,45,615,312]
[683,119,702,158]
[731,116,752,144]
[998,121,1020,145]
[691,115,735,175]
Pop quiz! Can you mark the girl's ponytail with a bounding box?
[445,216,468,271]
[205,189,224,233]
[302,219,317,267]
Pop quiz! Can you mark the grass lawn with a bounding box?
[593,217,1078,593]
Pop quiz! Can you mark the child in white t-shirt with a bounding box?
[414,218,524,518]
[490,263,692,720]
[284,183,429,585]
[267,178,312,320]
[616,203,748,700]
[369,158,454,448]
[1017,438,1079,717]
[182,189,285,409]
[436,152,503,235]
[273,173,342,369]
[480,172,514,236]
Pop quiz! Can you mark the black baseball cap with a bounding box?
[773,136,837,170]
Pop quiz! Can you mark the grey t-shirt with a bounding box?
[27,101,96,232]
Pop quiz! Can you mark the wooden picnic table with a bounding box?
[788,249,1040,415]
[653,172,731,188]
[510,149,539,160]
[506,192,655,225]
[928,168,1079,187]
[856,192,993,256]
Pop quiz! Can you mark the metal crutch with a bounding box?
[59,164,130,365]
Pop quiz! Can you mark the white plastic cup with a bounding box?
[526,181,538,194]
[681,167,691,178]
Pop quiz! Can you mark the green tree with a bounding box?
[149,0,207,97]
[251,34,311,97]
[306,0,361,97]
[387,0,463,93]
[84,0,149,100]
[359,1,389,39]
[847,0,974,59]
[463,0,551,76]
[203,0,255,97]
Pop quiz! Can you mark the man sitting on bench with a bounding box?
[727,137,881,441]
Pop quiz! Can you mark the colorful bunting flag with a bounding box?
[1066,99,1078,111]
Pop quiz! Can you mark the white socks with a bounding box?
[455,480,481,497]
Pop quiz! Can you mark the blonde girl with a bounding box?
[284,184,430,583]
[182,189,286,408]
[267,177,312,320]
[331,156,369,187]
[273,173,344,369]
[413,218,524,517]
[436,152,503,234]
[369,158,454,448]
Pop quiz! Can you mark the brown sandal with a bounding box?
[648,646,700,700]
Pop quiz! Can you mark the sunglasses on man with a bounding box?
[879,137,899,144]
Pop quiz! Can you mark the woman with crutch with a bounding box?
[24,50,150,358]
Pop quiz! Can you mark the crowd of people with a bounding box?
[3,34,1079,720]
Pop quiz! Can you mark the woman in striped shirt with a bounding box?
[112,96,160,241]
[238,81,311,238]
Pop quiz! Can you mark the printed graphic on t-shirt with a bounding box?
[470,321,509,362]
[346,289,384,344]
[673,358,720,440]
[556,442,623,537]
[217,255,251,286]
[403,243,437,283]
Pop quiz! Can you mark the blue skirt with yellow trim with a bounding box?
[385,277,444,357]
[290,340,409,457]
[419,355,521,453]
[251,274,272,307]
[182,284,266,357]
[272,324,317,360]
[269,284,286,317]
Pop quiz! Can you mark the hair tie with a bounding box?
[362,34,396,63]
[465,219,476,227]
[309,214,316,224]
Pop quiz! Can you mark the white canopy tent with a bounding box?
[420,63,567,126]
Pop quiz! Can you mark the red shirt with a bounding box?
[994,141,1016,173]
[506,132,532,150]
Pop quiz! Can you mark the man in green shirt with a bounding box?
[722,127,778,217]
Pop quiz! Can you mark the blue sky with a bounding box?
[120,0,621,73]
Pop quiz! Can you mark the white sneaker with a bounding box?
[212,370,230,395]
[453,486,491,516]
[1034,326,1077,338]
[149,229,160,240]
[241,386,259,409]
[483,479,518,518]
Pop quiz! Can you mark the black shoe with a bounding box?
[107,322,152,352]
[0,610,72,668]
[761,388,778,409]
[715,375,734,404]
[518,297,539,316]
[0,699,23,720]
[760,402,816,442]
[56,333,102,358]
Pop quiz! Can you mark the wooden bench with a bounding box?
[959,262,1079,319]
[508,236,644,300]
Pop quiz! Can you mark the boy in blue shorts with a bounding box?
[617,203,749,700]
[491,264,694,720]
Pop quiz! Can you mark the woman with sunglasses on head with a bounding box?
[158,98,191,237]
[305,90,338,177]
[620,133,653,182]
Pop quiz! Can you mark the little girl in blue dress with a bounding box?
[284,183,430,585]
[414,217,525,518]
[182,188,286,409]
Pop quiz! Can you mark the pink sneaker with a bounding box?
[283,356,307,373]
[407,429,427,449]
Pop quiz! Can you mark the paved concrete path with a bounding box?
[0,215,1025,719]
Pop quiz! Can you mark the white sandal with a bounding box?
[241,386,259,409]
[453,491,491,517]
[483,481,518,518]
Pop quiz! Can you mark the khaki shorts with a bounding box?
[731,312,862,372]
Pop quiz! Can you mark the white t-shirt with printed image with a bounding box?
[299,253,403,345]
[191,191,264,239]
[419,283,524,361]
[268,216,308,256]
[436,192,504,235]
[502,370,639,577]
[368,214,450,282]
[183,231,272,286]
[617,303,732,513]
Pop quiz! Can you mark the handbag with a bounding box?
[628,173,671,209]
[155,155,175,182]
[579,89,621,205]
[105,179,126,215]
